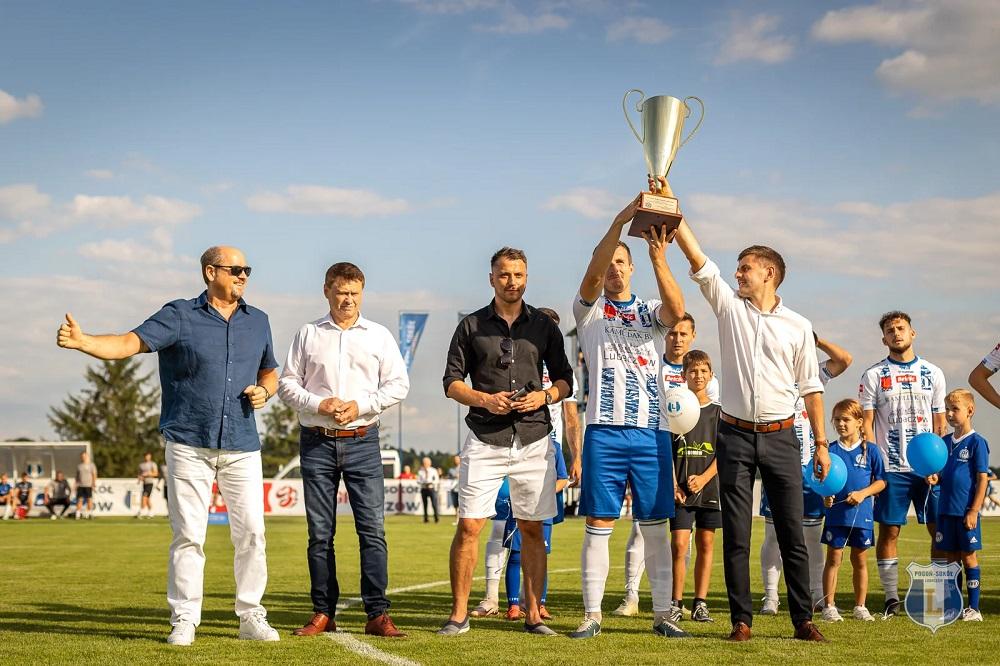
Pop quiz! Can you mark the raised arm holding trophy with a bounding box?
[622,90,704,239]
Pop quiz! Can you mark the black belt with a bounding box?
[721,412,795,433]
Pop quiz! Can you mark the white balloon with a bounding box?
[663,386,701,434]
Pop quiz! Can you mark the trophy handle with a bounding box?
[679,96,705,147]
[622,89,645,144]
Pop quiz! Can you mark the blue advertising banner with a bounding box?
[398,312,429,372]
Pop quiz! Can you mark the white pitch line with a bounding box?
[326,567,583,666]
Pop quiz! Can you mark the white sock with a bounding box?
[878,559,899,601]
[803,521,825,605]
[582,524,613,615]
[624,520,645,599]
[638,520,672,614]
[761,520,782,600]
[484,520,506,601]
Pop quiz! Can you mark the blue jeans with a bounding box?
[300,426,389,618]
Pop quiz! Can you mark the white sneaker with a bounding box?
[75,512,81,520]
[612,597,639,617]
[759,597,779,615]
[821,606,844,622]
[962,608,984,622]
[51,514,57,520]
[470,598,499,617]
[167,622,196,646]
[239,611,280,641]
[853,606,875,621]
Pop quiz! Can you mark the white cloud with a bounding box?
[812,0,1000,107]
[475,9,569,34]
[686,190,1000,287]
[396,0,498,13]
[607,17,673,44]
[0,184,59,242]
[542,187,619,220]
[715,14,794,65]
[70,195,202,226]
[246,185,410,218]
[0,89,43,124]
[85,169,115,180]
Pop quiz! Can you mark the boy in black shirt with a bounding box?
[668,350,722,623]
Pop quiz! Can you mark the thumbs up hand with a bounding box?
[57,313,85,350]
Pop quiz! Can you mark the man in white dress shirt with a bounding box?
[669,179,831,643]
[278,262,409,638]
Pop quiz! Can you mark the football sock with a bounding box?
[804,522,825,604]
[582,524,613,614]
[484,520,506,601]
[624,520,644,600]
[506,550,521,607]
[638,519,672,614]
[877,558,899,601]
[967,566,981,610]
[541,573,548,605]
[761,520,782,600]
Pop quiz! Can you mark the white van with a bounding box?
[272,449,401,480]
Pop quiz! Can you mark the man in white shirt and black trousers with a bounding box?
[437,247,575,637]
[666,178,832,643]
[279,261,410,639]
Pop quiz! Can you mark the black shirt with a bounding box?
[443,300,574,447]
[672,403,721,509]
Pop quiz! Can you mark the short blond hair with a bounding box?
[945,388,976,407]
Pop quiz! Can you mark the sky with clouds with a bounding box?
[2,0,998,460]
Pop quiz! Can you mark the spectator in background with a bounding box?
[0,473,14,520]
[75,451,98,520]
[45,471,73,519]
[14,473,33,519]
[137,452,160,519]
[399,465,417,480]
[448,455,461,524]
[418,457,440,523]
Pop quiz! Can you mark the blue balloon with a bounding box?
[809,455,847,496]
[907,432,948,477]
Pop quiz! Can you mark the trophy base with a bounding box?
[627,192,682,239]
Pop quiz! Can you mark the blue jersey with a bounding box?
[825,439,885,528]
[0,482,10,497]
[938,431,990,517]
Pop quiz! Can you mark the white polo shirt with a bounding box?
[690,258,823,422]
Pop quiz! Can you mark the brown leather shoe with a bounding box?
[365,613,407,638]
[726,621,752,642]
[793,620,827,642]
[293,612,336,636]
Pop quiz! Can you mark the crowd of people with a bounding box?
[49,180,997,645]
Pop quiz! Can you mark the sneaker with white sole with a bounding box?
[470,598,499,618]
[821,606,843,622]
[691,601,714,623]
[652,619,690,638]
[760,596,779,615]
[612,597,639,617]
[962,608,984,622]
[667,602,683,624]
[167,622,196,646]
[568,618,601,639]
[853,606,875,621]
[239,611,280,641]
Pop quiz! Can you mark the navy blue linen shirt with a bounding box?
[133,291,278,452]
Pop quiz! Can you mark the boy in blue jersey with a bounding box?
[504,440,569,620]
[929,389,990,621]
[820,399,886,622]
[0,473,12,520]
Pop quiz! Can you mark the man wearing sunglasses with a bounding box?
[56,245,280,646]
[438,247,575,637]
[570,197,687,640]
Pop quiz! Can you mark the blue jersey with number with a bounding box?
[938,431,990,517]
[825,439,885,528]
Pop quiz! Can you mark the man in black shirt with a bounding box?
[44,471,73,519]
[438,247,574,637]
[13,473,33,520]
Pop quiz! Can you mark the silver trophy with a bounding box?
[622,90,704,238]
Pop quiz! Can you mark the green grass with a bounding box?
[1,515,997,664]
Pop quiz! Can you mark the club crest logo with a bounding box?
[666,400,682,415]
[904,561,963,633]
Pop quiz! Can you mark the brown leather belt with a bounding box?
[304,425,370,439]
[721,412,795,433]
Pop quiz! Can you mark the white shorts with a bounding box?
[458,431,556,521]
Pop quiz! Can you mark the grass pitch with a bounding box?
[1,515,997,664]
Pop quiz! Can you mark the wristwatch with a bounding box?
[544,390,554,405]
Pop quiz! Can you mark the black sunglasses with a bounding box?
[499,337,514,369]
[213,265,252,278]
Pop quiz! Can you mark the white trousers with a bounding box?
[165,442,267,626]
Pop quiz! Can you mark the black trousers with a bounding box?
[420,487,439,522]
[717,420,812,627]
